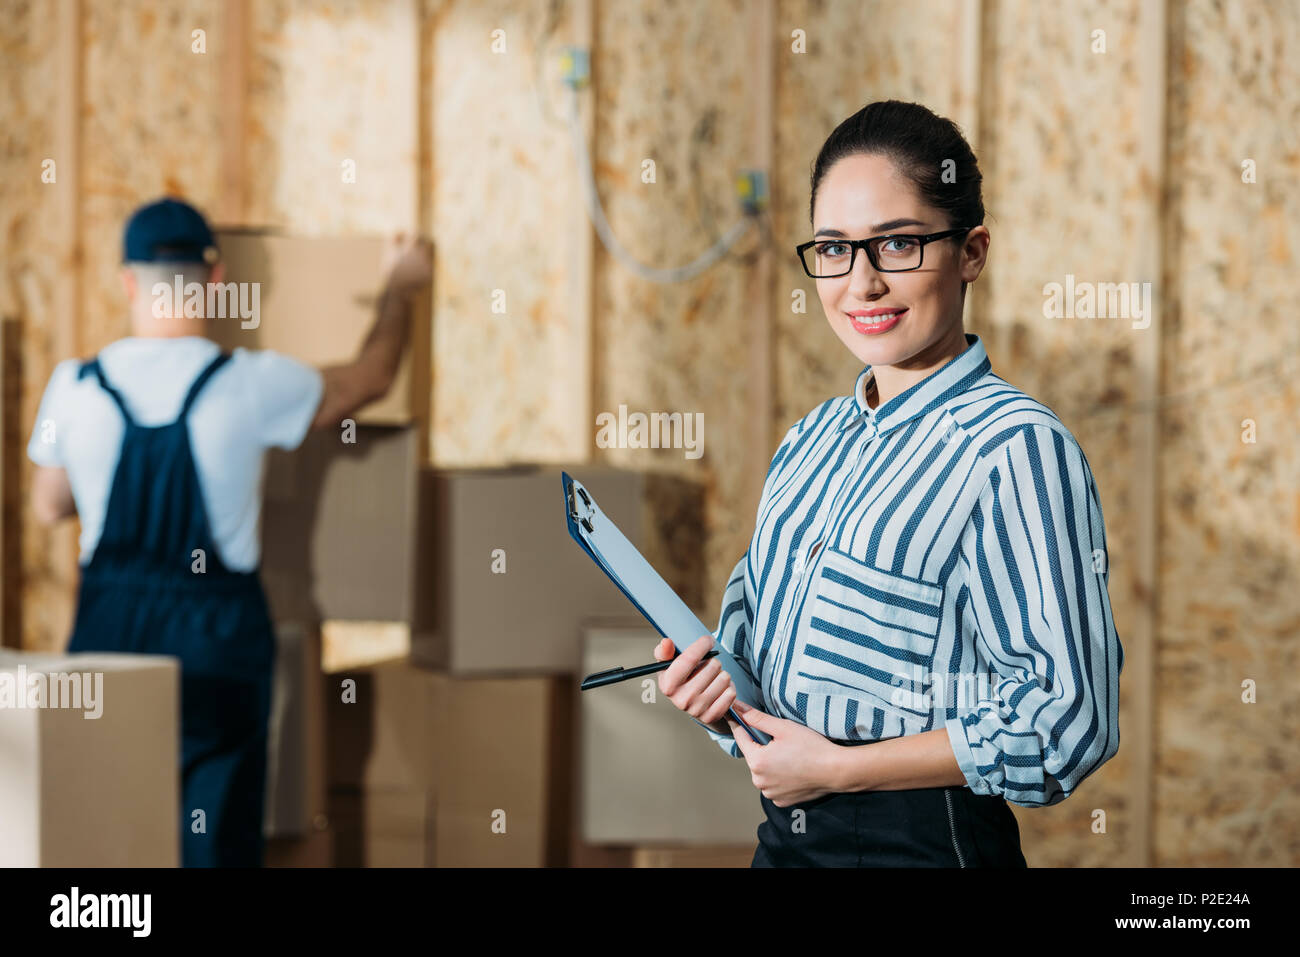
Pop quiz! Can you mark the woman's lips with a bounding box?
[847,308,907,335]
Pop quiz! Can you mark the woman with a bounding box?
[653,100,1123,867]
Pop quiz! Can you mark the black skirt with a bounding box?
[751,781,1027,868]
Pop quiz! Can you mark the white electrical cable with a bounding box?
[565,86,755,283]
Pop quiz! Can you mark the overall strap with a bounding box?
[78,357,136,428]
[178,351,233,420]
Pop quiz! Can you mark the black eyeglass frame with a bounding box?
[795,226,975,277]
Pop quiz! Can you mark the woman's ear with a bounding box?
[120,267,137,301]
[208,261,226,285]
[959,226,990,285]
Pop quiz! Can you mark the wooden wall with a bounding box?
[1,0,1295,866]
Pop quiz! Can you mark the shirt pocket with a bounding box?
[792,546,944,720]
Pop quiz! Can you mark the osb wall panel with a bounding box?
[244,0,418,234]
[975,0,1148,866]
[1157,0,1300,866]
[18,0,228,652]
[0,0,62,650]
[429,0,585,463]
[80,0,225,353]
[773,0,963,433]
[591,0,761,633]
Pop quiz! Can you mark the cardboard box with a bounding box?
[431,673,573,868]
[631,845,756,868]
[323,661,440,794]
[209,229,432,444]
[329,789,436,867]
[323,660,573,866]
[264,827,334,868]
[260,424,420,624]
[579,623,766,845]
[0,650,180,866]
[569,842,635,868]
[262,445,705,674]
[264,622,327,838]
[412,465,705,674]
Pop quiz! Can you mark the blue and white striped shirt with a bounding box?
[698,332,1123,808]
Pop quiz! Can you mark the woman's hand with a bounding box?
[652,634,737,732]
[729,702,846,807]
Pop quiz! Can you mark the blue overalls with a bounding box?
[67,351,276,867]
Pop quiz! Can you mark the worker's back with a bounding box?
[27,335,322,572]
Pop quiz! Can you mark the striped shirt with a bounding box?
[697,332,1123,808]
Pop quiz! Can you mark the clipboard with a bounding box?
[561,471,771,745]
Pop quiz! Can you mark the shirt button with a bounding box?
[792,557,806,578]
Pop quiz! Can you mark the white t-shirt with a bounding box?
[27,336,324,571]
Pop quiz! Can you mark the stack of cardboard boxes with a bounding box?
[0,651,180,866]
[223,231,727,868]
[576,623,764,868]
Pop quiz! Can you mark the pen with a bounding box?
[580,648,720,690]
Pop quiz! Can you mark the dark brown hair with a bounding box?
[809,100,985,232]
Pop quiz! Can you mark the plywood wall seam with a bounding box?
[747,0,775,514]
[47,0,83,650]
[575,0,596,464]
[1133,0,1168,870]
[218,0,249,225]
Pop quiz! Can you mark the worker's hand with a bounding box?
[653,634,736,731]
[382,233,432,298]
[729,703,844,807]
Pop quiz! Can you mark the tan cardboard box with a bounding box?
[264,622,327,839]
[579,623,766,846]
[260,424,420,625]
[329,789,435,867]
[209,229,432,444]
[0,650,180,867]
[412,465,705,674]
[264,827,334,868]
[631,845,756,868]
[432,673,572,868]
[323,659,573,867]
[262,449,705,675]
[323,661,440,794]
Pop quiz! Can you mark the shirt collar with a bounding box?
[839,332,991,434]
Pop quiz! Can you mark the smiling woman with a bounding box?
[653,100,1123,869]
[806,101,991,408]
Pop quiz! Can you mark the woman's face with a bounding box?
[811,152,988,373]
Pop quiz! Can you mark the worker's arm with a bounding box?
[32,465,77,524]
[309,236,432,431]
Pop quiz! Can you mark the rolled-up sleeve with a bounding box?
[945,424,1123,807]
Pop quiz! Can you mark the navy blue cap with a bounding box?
[122,197,218,264]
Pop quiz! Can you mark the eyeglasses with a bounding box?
[795,227,974,278]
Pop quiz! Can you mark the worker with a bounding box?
[27,197,432,867]
[654,100,1123,867]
